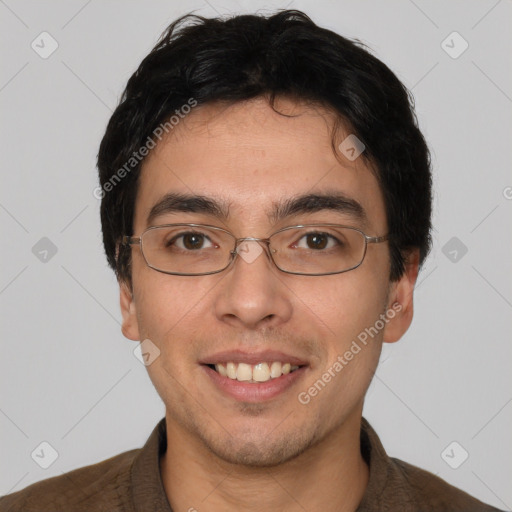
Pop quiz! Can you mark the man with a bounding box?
[0,9,503,512]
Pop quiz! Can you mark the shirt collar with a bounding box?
[131,418,172,512]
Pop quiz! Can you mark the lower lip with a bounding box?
[202,365,307,402]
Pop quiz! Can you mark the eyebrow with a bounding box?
[147,193,230,225]
[269,192,366,224]
[146,191,366,226]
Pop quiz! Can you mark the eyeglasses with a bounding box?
[122,223,388,276]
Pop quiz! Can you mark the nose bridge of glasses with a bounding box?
[232,237,274,256]
[234,236,270,245]
[228,238,277,271]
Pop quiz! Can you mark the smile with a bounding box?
[200,350,309,401]
[210,361,300,383]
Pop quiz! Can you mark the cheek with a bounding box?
[133,274,211,392]
[292,273,387,345]
[292,276,386,428]
[132,265,211,348]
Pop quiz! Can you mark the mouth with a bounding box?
[200,350,309,402]
[206,361,301,383]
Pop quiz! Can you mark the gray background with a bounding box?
[1,0,511,508]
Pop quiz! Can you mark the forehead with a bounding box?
[134,97,386,232]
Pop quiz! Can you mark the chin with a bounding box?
[201,428,315,468]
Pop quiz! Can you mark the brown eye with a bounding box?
[167,232,214,251]
[182,233,206,250]
[305,233,328,250]
[294,232,337,250]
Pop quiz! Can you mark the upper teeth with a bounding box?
[214,362,300,383]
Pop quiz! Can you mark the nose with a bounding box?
[213,240,293,330]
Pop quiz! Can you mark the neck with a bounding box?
[160,412,369,512]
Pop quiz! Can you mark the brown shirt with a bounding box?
[0,417,502,512]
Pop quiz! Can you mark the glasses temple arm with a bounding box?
[122,235,141,246]
[366,234,389,244]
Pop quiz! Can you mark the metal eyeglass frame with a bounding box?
[122,223,389,277]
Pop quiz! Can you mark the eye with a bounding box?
[169,232,214,250]
[294,232,338,250]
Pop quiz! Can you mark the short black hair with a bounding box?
[97,9,432,283]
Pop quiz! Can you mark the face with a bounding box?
[121,97,417,466]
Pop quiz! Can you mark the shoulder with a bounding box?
[390,457,504,512]
[359,418,503,511]
[0,448,140,512]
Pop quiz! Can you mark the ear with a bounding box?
[120,281,140,341]
[382,249,420,343]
